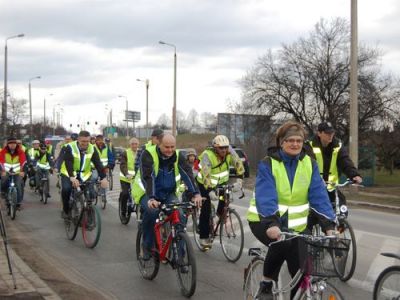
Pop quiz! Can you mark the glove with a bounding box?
[126,174,134,180]
[209,190,219,201]
[232,178,243,192]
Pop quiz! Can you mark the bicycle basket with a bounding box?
[298,236,350,277]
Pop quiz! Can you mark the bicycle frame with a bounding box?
[154,208,181,262]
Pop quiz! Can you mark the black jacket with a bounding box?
[304,136,361,182]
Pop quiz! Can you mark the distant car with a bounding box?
[178,148,197,158]
[230,147,250,178]
[114,146,125,163]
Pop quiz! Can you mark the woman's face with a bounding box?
[281,135,303,156]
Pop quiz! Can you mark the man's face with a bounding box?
[317,131,335,147]
[96,139,104,147]
[188,154,195,163]
[159,139,176,157]
[78,136,90,150]
[65,137,72,143]
[214,146,229,158]
[8,142,16,151]
[33,143,39,149]
[130,141,139,151]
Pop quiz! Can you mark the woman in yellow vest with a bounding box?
[246,121,336,300]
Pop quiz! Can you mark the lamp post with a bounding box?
[53,103,60,135]
[28,76,41,140]
[136,78,150,139]
[3,33,24,137]
[118,95,129,139]
[43,93,54,137]
[159,40,177,137]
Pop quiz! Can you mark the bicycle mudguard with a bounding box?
[381,252,400,260]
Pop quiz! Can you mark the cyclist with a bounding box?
[105,137,116,168]
[59,131,107,219]
[246,121,336,300]
[196,135,244,248]
[45,140,54,158]
[90,135,96,145]
[186,149,199,177]
[132,133,201,260]
[54,134,77,173]
[119,137,139,215]
[35,143,54,199]
[0,137,27,209]
[26,140,40,189]
[134,128,163,173]
[54,135,72,162]
[305,122,362,208]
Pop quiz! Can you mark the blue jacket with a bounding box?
[255,147,335,228]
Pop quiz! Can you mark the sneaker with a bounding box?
[200,238,211,248]
[142,246,152,261]
[255,281,273,300]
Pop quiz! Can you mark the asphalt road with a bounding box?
[6,168,400,300]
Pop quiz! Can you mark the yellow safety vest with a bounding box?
[94,145,109,167]
[4,153,21,174]
[120,148,136,183]
[37,154,50,170]
[196,149,231,188]
[247,155,312,233]
[60,142,94,182]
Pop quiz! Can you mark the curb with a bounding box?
[348,200,400,211]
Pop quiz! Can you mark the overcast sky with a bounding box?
[1,0,400,134]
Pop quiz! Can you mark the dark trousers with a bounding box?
[119,181,131,213]
[61,175,72,214]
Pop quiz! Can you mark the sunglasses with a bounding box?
[216,146,229,150]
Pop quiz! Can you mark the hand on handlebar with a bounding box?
[266,226,281,240]
[192,194,202,208]
[147,198,161,209]
[70,177,80,188]
[351,176,362,184]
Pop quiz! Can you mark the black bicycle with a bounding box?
[64,181,101,248]
[373,252,400,300]
[119,188,139,225]
[37,168,50,204]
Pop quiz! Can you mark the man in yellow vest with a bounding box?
[119,137,139,216]
[305,122,362,208]
[60,131,108,218]
[26,140,41,188]
[246,121,335,299]
[35,143,54,199]
[133,133,201,260]
[196,135,245,248]
[134,128,163,173]
[0,137,27,208]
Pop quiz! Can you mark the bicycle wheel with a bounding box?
[136,226,159,280]
[81,204,101,248]
[9,188,17,220]
[118,197,131,225]
[93,183,98,205]
[101,190,107,210]
[243,257,264,300]
[334,219,357,281]
[220,208,244,262]
[191,207,206,252]
[65,195,82,240]
[108,170,113,191]
[174,231,197,298]
[43,180,49,204]
[373,265,400,300]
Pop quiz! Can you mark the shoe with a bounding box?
[16,204,22,211]
[61,211,69,219]
[255,281,273,300]
[142,246,152,261]
[200,238,211,248]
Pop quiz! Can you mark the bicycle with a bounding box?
[37,168,50,204]
[4,169,19,220]
[136,201,197,298]
[313,179,358,282]
[373,252,400,300]
[64,181,102,248]
[118,187,139,225]
[191,184,245,262]
[243,232,348,300]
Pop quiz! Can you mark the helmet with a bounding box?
[71,133,78,141]
[212,135,230,147]
[32,140,40,145]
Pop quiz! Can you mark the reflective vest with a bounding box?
[247,155,312,233]
[196,149,230,188]
[60,142,94,182]
[94,145,109,167]
[28,148,39,161]
[37,154,50,170]
[4,153,21,174]
[310,141,342,191]
[132,147,181,204]
[46,144,53,156]
[120,148,136,183]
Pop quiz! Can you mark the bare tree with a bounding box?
[156,113,171,130]
[186,109,199,129]
[240,18,400,139]
[7,96,28,134]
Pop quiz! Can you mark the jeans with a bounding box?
[61,175,73,214]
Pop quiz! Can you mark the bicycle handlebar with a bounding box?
[268,231,339,247]
[160,201,196,212]
[326,179,364,189]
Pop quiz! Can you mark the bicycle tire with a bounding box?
[136,226,159,280]
[93,183,99,205]
[43,179,49,204]
[191,208,207,252]
[65,194,83,240]
[108,170,113,191]
[373,265,400,300]
[243,257,264,300]
[335,219,357,281]
[9,188,17,220]
[220,208,244,262]
[82,204,101,248]
[101,191,107,210]
[119,197,131,225]
[175,231,197,298]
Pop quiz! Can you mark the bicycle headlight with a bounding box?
[340,205,348,214]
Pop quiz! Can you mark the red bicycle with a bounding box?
[136,201,197,298]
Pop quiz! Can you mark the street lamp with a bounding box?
[53,103,60,135]
[28,76,41,140]
[3,33,24,137]
[159,40,177,137]
[136,78,150,139]
[43,93,54,137]
[118,95,129,139]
